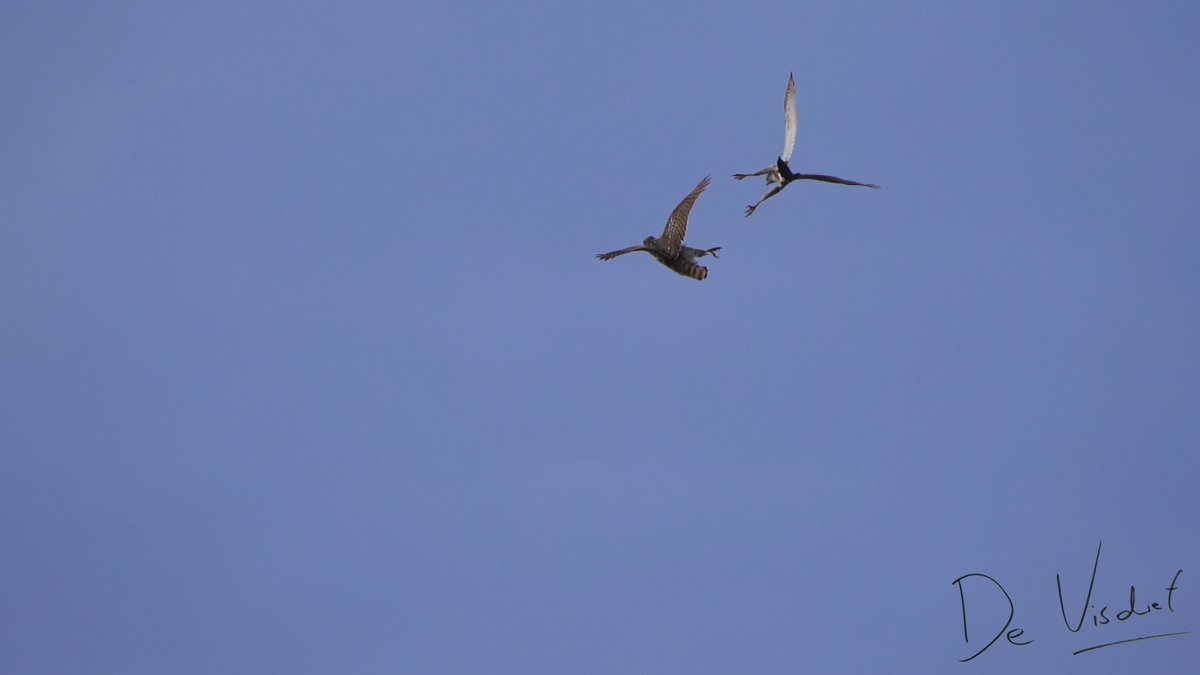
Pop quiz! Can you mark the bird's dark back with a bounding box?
[776,157,795,182]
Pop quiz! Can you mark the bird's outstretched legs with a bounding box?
[732,166,776,181]
[745,186,785,217]
[682,245,722,260]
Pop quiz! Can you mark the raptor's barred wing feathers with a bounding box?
[657,175,711,257]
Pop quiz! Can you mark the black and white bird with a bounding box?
[596,176,721,281]
[734,72,879,217]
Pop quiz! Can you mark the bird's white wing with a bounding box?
[658,176,711,257]
[781,72,797,162]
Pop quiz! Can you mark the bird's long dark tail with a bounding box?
[798,173,879,189]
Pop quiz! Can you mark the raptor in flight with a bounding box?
[734,72,879,217]
[596,176,721,281]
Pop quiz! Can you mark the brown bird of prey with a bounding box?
[596,176,721,281]
[734,72,879,217]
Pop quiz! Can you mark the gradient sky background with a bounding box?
[2,2,1198,673]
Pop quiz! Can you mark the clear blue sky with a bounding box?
[2,2,1197,673]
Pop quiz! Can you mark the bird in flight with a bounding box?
[596,176,722,281]
[734,72,879,217]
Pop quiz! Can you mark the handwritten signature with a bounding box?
[951,541,1186,662]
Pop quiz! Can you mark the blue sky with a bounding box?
[2,2,1197,673]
